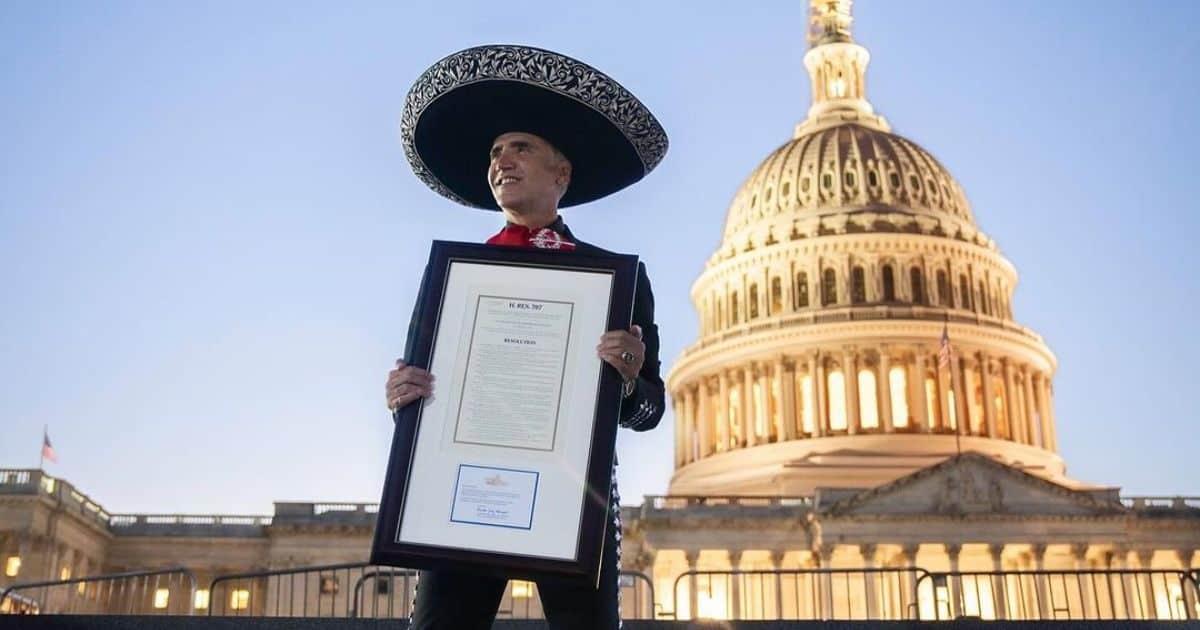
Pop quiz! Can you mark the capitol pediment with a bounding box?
[820,453,1123,518]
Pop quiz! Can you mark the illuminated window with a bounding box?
[925,377,940,429]
[822,269,837,306]
[800,375,815,434]
[889,367,909,427]
[60,566,71,581]
[5,556,20,577]
[827,370,847,431]
[154,589,170,609]
[795,272,810,308]
[511,581,534,599]
[858,369,878,429]
[850,267,866,304]
[194,590,210,610]
[230,589,250,611]
[320,575,339,595]
[947,389,958,429]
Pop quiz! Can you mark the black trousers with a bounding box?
[410,492,622,629]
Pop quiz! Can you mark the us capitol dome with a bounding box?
[666,0,1065,495]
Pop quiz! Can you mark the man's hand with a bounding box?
[385,359,434,412]
[597,325,645,383]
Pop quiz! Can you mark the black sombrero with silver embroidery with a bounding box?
[401,44,669,210]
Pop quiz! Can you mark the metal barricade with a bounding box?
[0,567,196,615]
[208,561,413,618]
[668,567,930,620]
[206,562,656,620]
[914,569,1200,621]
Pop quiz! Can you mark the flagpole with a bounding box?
[941,313,962,458]
[40,424,46,470]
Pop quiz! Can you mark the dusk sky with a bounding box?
[2,0,1197,516]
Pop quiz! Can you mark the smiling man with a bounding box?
[383,45,669,629]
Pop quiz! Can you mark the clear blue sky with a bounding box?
[2,1,1197,515]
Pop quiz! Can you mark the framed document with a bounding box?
[370,240,639,582]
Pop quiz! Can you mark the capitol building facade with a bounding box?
[1,0,1197,622]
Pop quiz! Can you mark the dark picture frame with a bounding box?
[370,240,638,582]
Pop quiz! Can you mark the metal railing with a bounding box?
[1122,496,1200,510]
[643,495,813,510]
[914,569,1200,621]
[205,561,656,620]
[0,567,197,616]
[667,567,931,620]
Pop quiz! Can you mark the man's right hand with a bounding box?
[385,359,434,412]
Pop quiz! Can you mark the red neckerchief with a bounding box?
[486,223,577,251]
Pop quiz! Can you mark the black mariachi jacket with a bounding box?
[402,219,665,433]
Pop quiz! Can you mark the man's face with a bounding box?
[488,132,569,212]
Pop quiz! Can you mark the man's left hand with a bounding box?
[597,325,645,382]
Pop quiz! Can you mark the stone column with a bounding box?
[1109,546,1133,619]
[768,550,786,620]
[1035,375,1056,452]
[1022,368,1041,448]
[673,394,686,466]
[1072,544,1096,619]
[862,544,880,619]
[743,365,757,447]
[879,349,895,432]
[954,356,971,437]
[1044,380,1059,452]
[844,349,860,434]
[980,353,997,439]
[946,543,963,619]
[697,380,713,457]
[1003,359,1023,443]
[1031,544,1050,619]
[730,549,745,619]
[1136,550,1157,620]
[911,350,930,432]
[813,353,828,438]
[989,544,1008,620]
[902,542,916,619]
[818,545,835,620]
[931,350,948,432]
[684,549,700,620]
[718,371,731,452]
[683,387,697,462]
[778,357,797,441]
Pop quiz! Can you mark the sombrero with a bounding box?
[400,44,669,210]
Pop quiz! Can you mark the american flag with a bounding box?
[42,428,57,464]
[938,322,953,369]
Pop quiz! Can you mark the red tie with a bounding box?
[486,224,576,251]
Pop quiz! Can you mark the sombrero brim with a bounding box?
[401,45,669,210]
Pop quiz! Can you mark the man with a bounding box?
[383,45,668,628]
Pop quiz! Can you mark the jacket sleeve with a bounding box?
[618,262,665,432]
[402,265,432,365]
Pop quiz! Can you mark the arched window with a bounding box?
[978,280,990,315]
[822,269,838,306]
[795,272,810,308]
[889,366,909,428]
[731,291,740,324]
[910,267,925,304]
[827,370,847,431]
[748,284,760,319]
[851,266,867,304]
[936,270,951,307]
[882,265,896,302]
[770,276,783,314]
[959,275,972,311]
[858,369,879,429]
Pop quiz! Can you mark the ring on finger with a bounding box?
[620,350,636,365]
